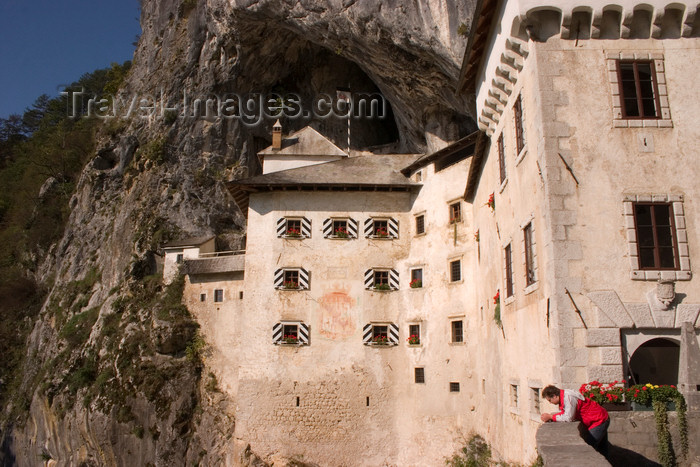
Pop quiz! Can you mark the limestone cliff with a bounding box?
[1,0,475,465]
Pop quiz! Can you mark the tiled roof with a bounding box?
[184,255,245,274]
[258,126,348,157]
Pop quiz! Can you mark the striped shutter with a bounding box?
[276,218,287,237]
[364,218,373,237]
[299,268,310,290]
[389,269,399,290]
[388,218,399,239]
[299,323,310,345]
[389,323,399,345]
[364,269,374,289]
[322,218,333,238]
[274,268,284,288]
[347,218,358,238]
[301,217,311,238]
[272,322,283,344]
[362,323,373,345]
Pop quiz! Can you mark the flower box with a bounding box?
[601,402,631,411]
[409,279,422,289]
[373,283,391,291]
[407,335,420,345]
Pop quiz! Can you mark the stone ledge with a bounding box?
[536,422,610,466]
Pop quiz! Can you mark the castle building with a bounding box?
[172,0,700,464]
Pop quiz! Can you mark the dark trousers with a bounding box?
[588,418,610,456]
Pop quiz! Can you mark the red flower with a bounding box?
[493,291,500,304]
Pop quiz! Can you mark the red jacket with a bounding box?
[552,389,609,429]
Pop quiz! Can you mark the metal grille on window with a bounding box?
[450,260,461,282]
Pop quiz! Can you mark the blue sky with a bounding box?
[0,0,141,118]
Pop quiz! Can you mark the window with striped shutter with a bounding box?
[364,217,399,239]
[272,322,310,345]
[364,268,399,290]
[363,323,399,346]
[277,217,312,238]
[323,218,358,239]
[274,268,310,290]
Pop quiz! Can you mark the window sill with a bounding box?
[510,407,520,416]
[415,232,426,238]
[408,343,422,348]
[448,280,464,286]
[282,235,306,240]
[504,295,515,305]
[409,287,424,291]
[276,342,305,346]
[613,118,673,129]
[277,287,305,291]
[630,269,691,281]
[369,288,397,293]
[328,236,354,240]
[515,145,527,166]
[449,341,466,346]
[524,282,539,295]
[369,236,395,241]
[366,343,395,348]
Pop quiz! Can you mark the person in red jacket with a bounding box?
[541,385,610,455]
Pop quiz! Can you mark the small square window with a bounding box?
[374,270,389,289]
[200,293,206,302]
[282,324,299,344]
[285,219,302,237]
[372,325,389,345]
[415,367,425,384]
[415,214,425,235]
[451,320,463,343]
[176,253,184,264]
[373,219,389,237]
[284,270,299,289]
[408,324,420,345]
[450,382,460,392]
[214,289,223,302]
[449,202,462,224]
[449,259,461,282]
[333,219,348,238]
[410,268,423,288]
[363,322,397,346]
[273,321,309,346]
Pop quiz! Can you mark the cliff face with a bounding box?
[1,0,475,465]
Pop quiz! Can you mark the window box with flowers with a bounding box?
[272,322,310,346]
[363,323,399,346]
[365,268,399,291]
[364,218,399,239]
[407,334,420,345]
[409,279,422,289]
[581,381,688,465]
[274,268,310,290]
[277,217,311,239]
[323,218,358,239]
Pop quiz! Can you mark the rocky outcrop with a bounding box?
[1,0,476,464]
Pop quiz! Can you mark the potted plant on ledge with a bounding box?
[372,335,389,346]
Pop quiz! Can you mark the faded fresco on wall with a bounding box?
[318,283,356,339]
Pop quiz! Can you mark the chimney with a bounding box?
[272,120,282,150]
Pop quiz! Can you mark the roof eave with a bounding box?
[456,0,501,98]
[463,131,491,201]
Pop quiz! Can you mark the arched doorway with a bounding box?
[628,338,680,386]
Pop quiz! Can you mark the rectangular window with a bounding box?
[284,270,299,289]
[511,384,519,408]
[273,321,309,346]
[524,223,535,286]
[372,325,389,345]
[332,219,348,238]
[514,95,525,155]
[531,387,541,413]
[176,253,184,264]
[505,244,514,297]
[415,170,422,182]
[449,259,461,282]
[449,202,462,224]
[286,219,302,237]
[498,133,506,184]
[200,293,206,302]
[618,61,659,118]
[363,322,398,346]
[373,219,389,237]
[408,324,420,345]
[282,324,299,344]
[415,214,425,235]
[451,320,463,343]
[214,289,223,302]
[450,382,460,392]
[374,270,389,288]
[410,268,423,288]
[634,203,678,269]
[414,367,425,384]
